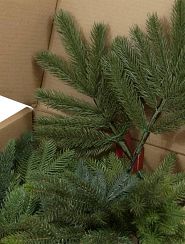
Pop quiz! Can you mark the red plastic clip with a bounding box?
[115,132,144,173]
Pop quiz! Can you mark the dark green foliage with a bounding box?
[2,1,185,243]
[0,141,16,205]
[0,134,34,207]
[36,12,108,98]
[0,138,77,243]
[22,146,137,243]
[13,133,35,182]
[127,154,185,243]
[0,187,35,242]
[0,135,36,241]
[171,0,185,63]
[80,230,133,244]
[26,147,183,244]
[102,48,147,129]
[0,141,136,243]
[35,0,185,174]
[0,140,185,243]
[36,89,100,116]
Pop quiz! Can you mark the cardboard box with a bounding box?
[0,0,57,148]
[0,0,57,105]
[0,96,33,149]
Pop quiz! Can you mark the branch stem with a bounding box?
[110,123,132,160]
[94,97,133,160]
[128,99,166,172]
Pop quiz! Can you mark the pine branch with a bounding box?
[146,13,170,73]
[128,99,166,172]
[107,172,137,202]
[87,23,108,96]
[54,10,87,79]
[81,230,132,244]
[95,79,124,123]
[112,36,158,108]
[130,25,163,99]
[36,88,100,116]
[35,3,185,179]
[36,51,72,81]
[35,126,117,157]
[151,110,185,133]
[152,153,176,177]
[0,141,16,205]
[103,52,147,130]
[171,0,185,63]
[109,123,132,159]
[0,187,32,226]
[35,115,108,130]
[1,140,184,243]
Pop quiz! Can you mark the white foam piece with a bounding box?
[0,95,32,123]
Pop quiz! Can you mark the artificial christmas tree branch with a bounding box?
[36,0,185,176]
[36,16,125,158]
[2,1,185,242]
[109,123,132,159]
[128,99,166,171]
[1,141,184,243]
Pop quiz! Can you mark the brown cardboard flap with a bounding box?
[146,129,185,156]
[144,143,185,172]
[0,107,32,149]
[0,0,57,105]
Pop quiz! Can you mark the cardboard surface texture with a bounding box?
[144,144,185,172]
[0,96,32,149]
[0,0,57,105]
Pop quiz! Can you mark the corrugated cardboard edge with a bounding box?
[0,107,32,149]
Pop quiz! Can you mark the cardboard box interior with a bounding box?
[0,0,57,149]
[0,96,33,148]
[0,0,58,105]
[1,0,185,170]
[0,107,32,149]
